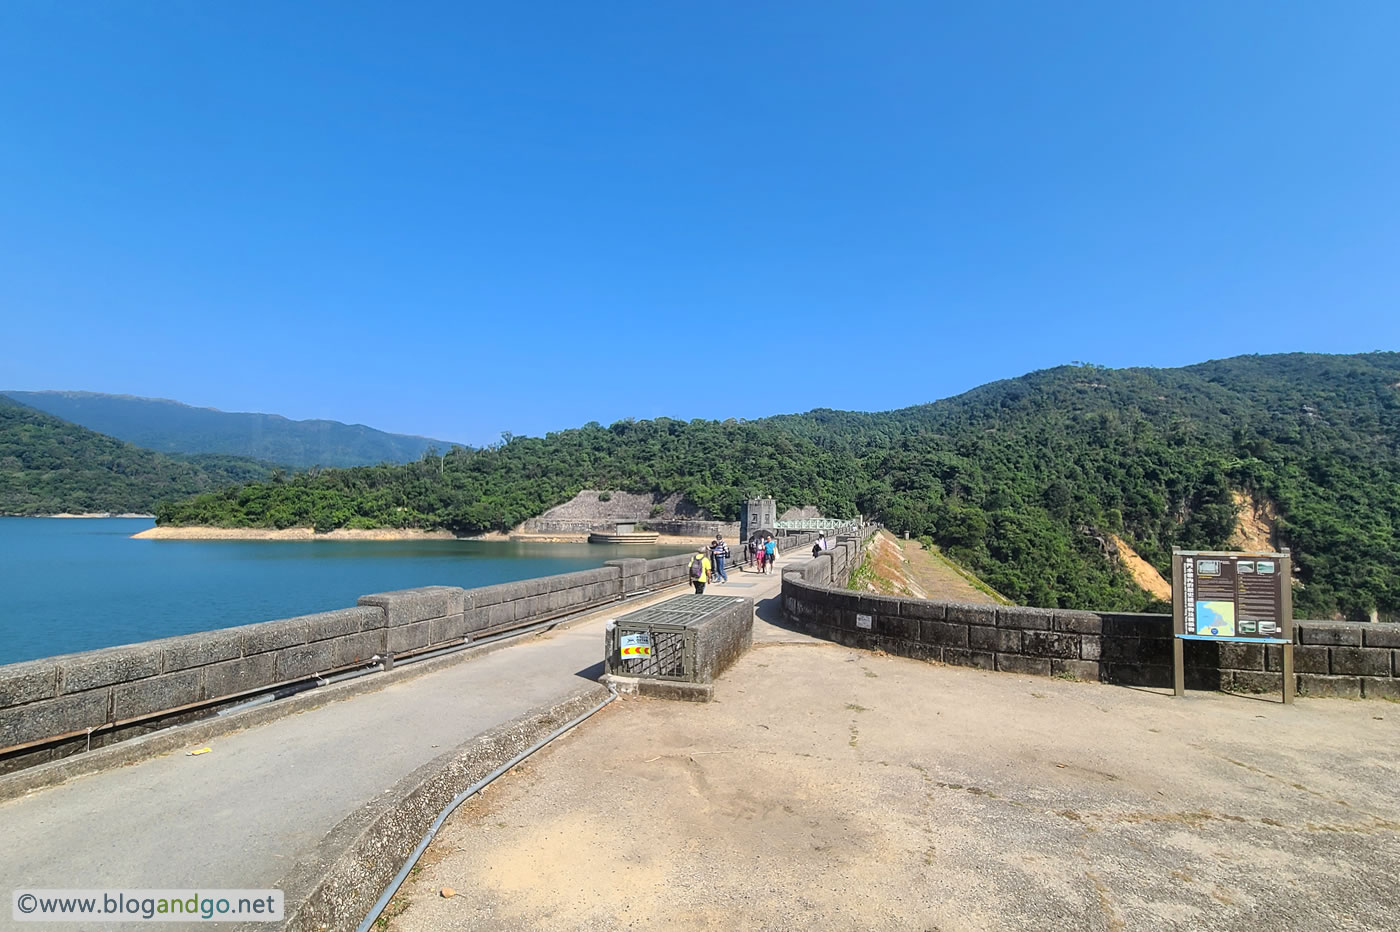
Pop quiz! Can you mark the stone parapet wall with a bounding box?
[0,522,869,775]
[0,549,756,775]
[781,570,1400,700]
[785,531,870,588]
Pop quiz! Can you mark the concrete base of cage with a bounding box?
[599,674,715,703]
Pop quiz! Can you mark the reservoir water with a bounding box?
[0,518,693,666]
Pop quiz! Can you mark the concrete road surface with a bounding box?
[0,554,800,930]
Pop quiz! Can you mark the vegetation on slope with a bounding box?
[155,353,1400,620]
[2,391,454,469]
[0,397,274,515]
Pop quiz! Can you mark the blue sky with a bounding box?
[3,2,1397,445]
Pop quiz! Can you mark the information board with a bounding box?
[1172,550,1292,642]
[1171,549,1294,703]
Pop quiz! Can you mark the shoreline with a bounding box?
[131,526,717,546]
[8,513,157,519]
[132,526,461,541]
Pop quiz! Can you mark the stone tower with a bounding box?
[740,497,778,540]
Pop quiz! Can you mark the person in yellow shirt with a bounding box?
[688,547,712,594]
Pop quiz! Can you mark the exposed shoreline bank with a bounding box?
[132,526,461,541]
[4,513,157,519]
[131,526,717,546]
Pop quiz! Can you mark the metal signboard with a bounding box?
[1171,550,1294,703]
[619,632,652,659]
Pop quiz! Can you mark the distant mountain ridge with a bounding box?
[2,391,459,469]
[154,352,1400,621]
[0,396,274,515]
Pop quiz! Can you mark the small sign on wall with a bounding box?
[620,632,652,658]
[856,614,872,629]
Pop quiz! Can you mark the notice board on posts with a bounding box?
[1171,550,1294,703]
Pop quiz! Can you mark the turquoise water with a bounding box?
[0,518,692,666]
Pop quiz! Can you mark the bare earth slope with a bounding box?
[856,530,1005,603]
[1109,534,1173,602]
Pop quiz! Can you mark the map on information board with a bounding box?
[1195,600,1235,637]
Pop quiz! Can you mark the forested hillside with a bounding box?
[2,391,454,469]
[0,397,274,515]
[155,353,1400,620]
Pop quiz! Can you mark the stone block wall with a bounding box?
[781,573,1400,699]
[786,533,865,587]
[0,523,867,775]
[0,604,386,773]
[518,490,692,533]
[0,546,784,774]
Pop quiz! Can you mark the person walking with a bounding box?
[753,533,766,574]
[688,546,711,595]
[711,535,730,583]
[763,535,779,574]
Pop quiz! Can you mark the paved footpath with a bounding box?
[0,553,803,925]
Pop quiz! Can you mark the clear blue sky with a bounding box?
[3,2,1397,445]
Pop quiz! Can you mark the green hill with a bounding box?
[0,397,274,515]
[2,391,456,469]
[155,353,1400,620]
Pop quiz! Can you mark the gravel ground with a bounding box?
[386,643,1400,932]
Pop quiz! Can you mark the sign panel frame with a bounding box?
[1171,550,1294,704]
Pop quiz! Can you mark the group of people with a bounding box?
[686,532,781,594]
[748,532,779,575]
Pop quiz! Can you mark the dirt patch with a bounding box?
[1228,489,1278,552]
[1109,534,1172,601]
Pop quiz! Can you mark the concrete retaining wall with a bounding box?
[782,570,1400,699]
[522,518,741,539]
[644,520,742,539]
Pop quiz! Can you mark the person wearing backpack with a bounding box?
[711,536,730,583]
[763,535,779,574]
[688,547,712,594]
